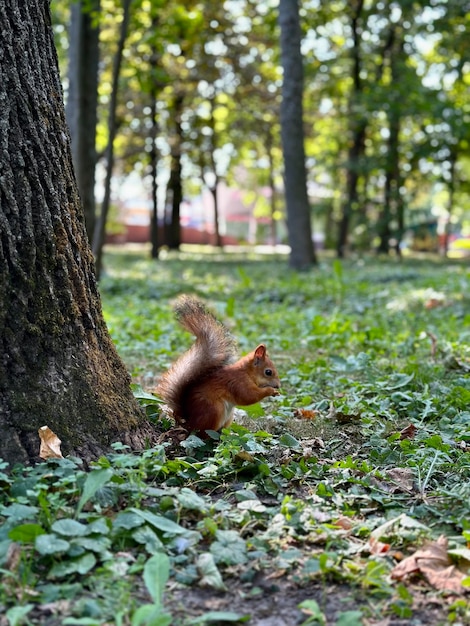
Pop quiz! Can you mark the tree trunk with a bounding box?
[92,0,132,278]
[377,27,404,255]
[336,0,366,258]
[266,129,277,245]
[209,183,223,247]
[164,93,184,249]
[0,0,156,466]
[149,77,160,259]
[65,0,100,243]
[443,148,457,256]
[149,93,160,259]
[279,0,316,269]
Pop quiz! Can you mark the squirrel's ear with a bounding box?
[254,344,267,363]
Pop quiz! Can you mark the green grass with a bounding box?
[1,246,470,625]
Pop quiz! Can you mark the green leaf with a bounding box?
[196,552,227,591]
[51,519,88,537]
[188,612,250,624]
[8,523,45,543]
[133,526,164,554]
[62,617,103,626]
[72,536,111,553]
[5,605,34,626]
[279,433,301,448]
[132,384,164,404]
[332,258,343,281]
[143,552,170,606]
[49,552,96,578]
[35,533,70,555]
[129,508,188,536]
[298,599,326,625]
[1,503,39,521]
[76,468,114,516]
[131,605,172,626]
[113,511,145,531]
[210,530,247,565]
[335,611,363,626]
[176,488,207,511]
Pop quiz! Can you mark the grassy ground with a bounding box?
[1,246,470,626]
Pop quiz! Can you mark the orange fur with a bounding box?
[156,296,280,433]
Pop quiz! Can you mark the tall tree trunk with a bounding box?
[65,0,100,243]
[148,12,162,259]
[443,148,457,256]
[279,0,316,269]
[377,27,404,255]
[209,181,222,247]
[164,93,183,249]
[92,0,132,278]
[208,98,223,248]
[337,0,366,258]
[149,91,159,258]
[266,129,277,245]
[0,0,155,466]
[378,110,401,254]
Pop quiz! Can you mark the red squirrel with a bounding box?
[156,295,281,433]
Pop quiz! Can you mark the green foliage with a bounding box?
[1,249,470,622]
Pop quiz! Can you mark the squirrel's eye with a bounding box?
[265,369,273,377]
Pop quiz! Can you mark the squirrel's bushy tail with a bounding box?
[157,295,237,418]
[174,295,236,363]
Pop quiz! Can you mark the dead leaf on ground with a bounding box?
[38,425,63,459]
[399,423,417,440]
[369,467,415,494]
[384,467,415,493]
[391,535,470,594]
[301,437,326,456]
[368,536,391,555]
[293,408,317,420]
[334,516,353,531]
[424,297,446,309]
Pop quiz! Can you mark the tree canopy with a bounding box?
[52,0,470,260]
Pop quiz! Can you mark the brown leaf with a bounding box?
[399,423,417,440]
[369,536,391,555]
[38,425,63,459]
[334,516,353,531]
[383,467,415,493]
[391,535,469,594]
[235,450,255,462]
[293,408,317,420]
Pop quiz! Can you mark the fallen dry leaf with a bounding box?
[38,425,63,459]
[293,408,317,420]
[368,536,391,555]
[234,450,255,462]
[391,535,469,594]
[384,467,415,493]
[334,516,353,531]
[399,423,417,440]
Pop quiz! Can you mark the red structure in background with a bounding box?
[106,182,277,247]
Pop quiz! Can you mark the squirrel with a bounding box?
[156,295,281,433]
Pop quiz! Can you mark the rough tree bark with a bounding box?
[279,0,316,269]
[65,0,100,243]
[0,0,156,466]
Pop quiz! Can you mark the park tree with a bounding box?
[92,0,132,278]
[279,0,316,269]
[66,0,100,242]
[0,0,156,466]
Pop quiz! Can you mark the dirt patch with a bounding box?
[166,575,450,625]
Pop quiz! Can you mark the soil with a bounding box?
[166,575,452,625]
